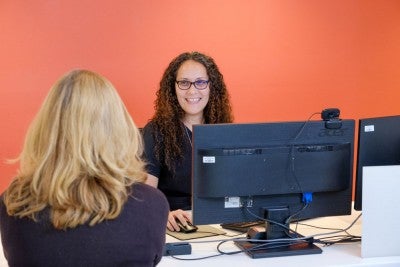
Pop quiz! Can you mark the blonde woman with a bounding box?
[0,70,169,267]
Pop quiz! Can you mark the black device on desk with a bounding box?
[192,115,355,258]
[220,220,265,233]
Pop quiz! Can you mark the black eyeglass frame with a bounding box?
[175,80,210,90]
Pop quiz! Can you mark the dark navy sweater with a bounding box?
[0,183,169,267]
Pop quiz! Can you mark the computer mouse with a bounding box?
[176,219,198,233]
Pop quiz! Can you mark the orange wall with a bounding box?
[1,0,400,193]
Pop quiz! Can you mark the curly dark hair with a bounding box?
[151,51,233,172]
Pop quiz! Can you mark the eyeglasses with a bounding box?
[175,80,210,90]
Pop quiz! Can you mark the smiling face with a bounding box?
[175,60,210,125]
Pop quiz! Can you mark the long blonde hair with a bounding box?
[4,69,146,229]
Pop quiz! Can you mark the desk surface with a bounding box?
[1,210,400,267]
[159,210,400,267]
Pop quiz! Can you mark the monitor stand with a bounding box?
[234,206,322,258]
[234,236,322,258]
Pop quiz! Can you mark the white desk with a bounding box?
[1,210,400,267]
[159,210,400,267]
[0,238,5,267]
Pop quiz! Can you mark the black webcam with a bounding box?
[321,108,340,121]
[321,108,342,129]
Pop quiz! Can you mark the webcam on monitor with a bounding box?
[322,108,342,129]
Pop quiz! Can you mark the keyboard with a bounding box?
[220,220,265,233]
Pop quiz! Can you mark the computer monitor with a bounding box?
[192,119,355,258]
[354,115,400,211]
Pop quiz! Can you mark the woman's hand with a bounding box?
[167,209,191,231]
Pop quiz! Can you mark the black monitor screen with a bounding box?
[192,119,355,257]
[354,115,400,211]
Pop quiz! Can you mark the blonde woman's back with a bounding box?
[0,70,169,266]
[0,183,169,266]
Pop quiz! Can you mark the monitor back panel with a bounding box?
[355,115,400,210]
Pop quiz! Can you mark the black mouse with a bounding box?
[176,220,198,233]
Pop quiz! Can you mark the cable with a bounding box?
[244,206,294,233]
[304,213,362,245]
[291,112,321,142]
[317,235,361,246]
[289,112,321,194]
[285,202,309,225]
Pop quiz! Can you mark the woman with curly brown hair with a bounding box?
[143,51,233,231]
